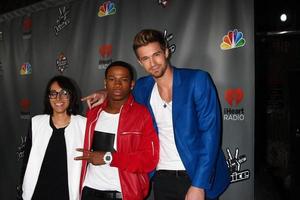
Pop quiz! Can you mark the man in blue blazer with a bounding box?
[84,29,230,200]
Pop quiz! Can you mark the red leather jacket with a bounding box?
[79,95,159,200]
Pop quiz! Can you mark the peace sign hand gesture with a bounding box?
[74,148,106,165]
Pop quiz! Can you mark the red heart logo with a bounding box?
[20,99,30,111]
[99,44,112,58]
[224,88,244,107]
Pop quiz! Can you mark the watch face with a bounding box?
[103,152,112,164]
[105,155,111,162]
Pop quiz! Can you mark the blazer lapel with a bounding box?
[172,67,183,123]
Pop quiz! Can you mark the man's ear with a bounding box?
[165,47,169,59]
[131,80,135,90]
[137,59,143,66]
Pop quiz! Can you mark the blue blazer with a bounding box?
[133,67,230,198]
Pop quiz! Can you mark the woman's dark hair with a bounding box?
[43,75,80,115]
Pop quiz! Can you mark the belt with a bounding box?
[83,186,122,199]
[156,170,189,177]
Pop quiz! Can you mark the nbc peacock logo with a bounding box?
[220,29,246,50]
[20,62,32,75]
[98,1,116,17]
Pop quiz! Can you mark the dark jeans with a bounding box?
[81,186,122,200]
[153,170,218,200]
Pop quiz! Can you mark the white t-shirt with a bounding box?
[150,83,185,170]
[83,111,121,192]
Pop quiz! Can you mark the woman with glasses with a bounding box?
[21,75,86,200]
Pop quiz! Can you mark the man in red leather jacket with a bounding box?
[75,61,159,200]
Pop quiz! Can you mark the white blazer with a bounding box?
[22,114,86,200]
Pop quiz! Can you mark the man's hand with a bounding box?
[81,90,107,109]
[74,148,106,165]
[185,186,205,200]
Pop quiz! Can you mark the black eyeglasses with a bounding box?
[48,89,69,99]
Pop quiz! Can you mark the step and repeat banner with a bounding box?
[0,0,254,199]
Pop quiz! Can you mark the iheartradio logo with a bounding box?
[224,88,244,107]
[99,44,112,58]
[20,98,31,120]
[98,44,112,69]
[223,88,245,121]
[20,99,30,111]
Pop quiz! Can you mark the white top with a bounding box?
[150,83,185,170]
[22,115,86,200]
[83,111,121,192]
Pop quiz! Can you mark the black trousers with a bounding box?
[81,186,122,200]
[153,170,218,200]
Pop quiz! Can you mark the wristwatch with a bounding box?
[103,152,112,164]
